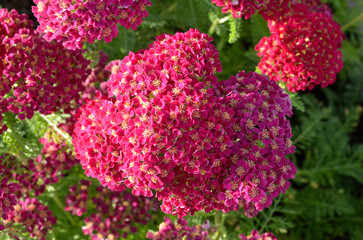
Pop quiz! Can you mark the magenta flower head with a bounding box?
[0,174,20,228]
[65,180,92,216]
[82,186,159,240]
[73,29,295,218]
[240,229,278,240]
[146,217,213,240]
[0,9,90,126]
[32,0,152,50]
[211,0,291,20]
[214,71,295,215]
[255,2,343,92]
[7,197,56,240]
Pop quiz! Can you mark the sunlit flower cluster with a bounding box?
[32,0,152,50]
[73,29,295,218]
[255,2,343,91]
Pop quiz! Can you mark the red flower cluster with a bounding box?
[0,9,90,133]
[0,159,20,231]
[215,71,295,216]
[255,2,343,91]
[80,184,159,240]
[6,197,56,240]
[64,180,91,216]
[240,229,277,240]
[146,217,214,240]
[32,0,151,50]
[73,29,295,218]
[211,0,291,20]
[0,138,77,196]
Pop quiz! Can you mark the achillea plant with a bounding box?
[76,184,159,240]
[211,0,291,20]
[72,29,295,218]
[0,162,20,231]
[32,0,152,50]
[0,9,90,132]
[255,1,343,91]
[240,229,277,240]
[6,197,56,240]
[146,217,214,240]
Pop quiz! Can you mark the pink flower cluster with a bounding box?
[0,159,20,231]
[80,184,159,240]
[0,138,77,196]
[211,0,291,20]
[215,71,295,215]
[240,229,277,240]
[6,197,56,240]
[73,29,295,218]
[255,1,343,92]
[32,0,152,50]
[146,217,214,240]
[64,180,91,216]
[0,9,90,133]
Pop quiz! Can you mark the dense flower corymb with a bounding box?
[255,3,343,91]
[211,0,291,20]
[81,185,159,240]
[240,229,278,240]
[32,0,151,50]
[0,9,90,131]
[6,197,56,240]
[73,29,295,218]
[146,217,214,240]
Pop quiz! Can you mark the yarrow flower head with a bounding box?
[32,0,152,50]
[146,217,214,240]
[81,185,159,240]
[73,29,295,218]
[0,158,20,231]
[211,0,291,20]
[0,136,77,197]
[64,180,91,217]
[0,9,90,131]
[6,197,56,240]
[255,2,343,92]
[240,229,278,240]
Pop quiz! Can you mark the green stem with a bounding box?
[214,212,226,240]
[259,194,282,233]
[40,114,73,146]
[341,13,363,31]
[53,194,78,226]
[208,18,220,36]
